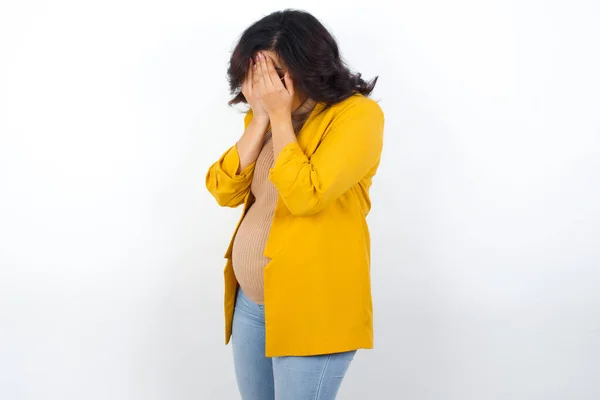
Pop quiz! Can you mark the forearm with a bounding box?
[236,115,270,173]
[270,113,296,159]
[266,103,384,216]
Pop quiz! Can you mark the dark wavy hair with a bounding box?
[226,9,378,115]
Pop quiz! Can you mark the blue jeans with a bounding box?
[231,287,357,400]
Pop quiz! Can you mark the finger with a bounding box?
[258,52,273,89]
[247,58,254,92]
[283,71,295,96]
[242,58,251,92]
[265,54,282,89]
[253,54,262,90]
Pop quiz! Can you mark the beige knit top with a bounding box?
[231,99,317,304]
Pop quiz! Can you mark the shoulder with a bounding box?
[328,93,384,124]
[324,94,384,135]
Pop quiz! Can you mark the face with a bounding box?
[253,49,305,110]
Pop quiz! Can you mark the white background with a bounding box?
[1,1,599,399]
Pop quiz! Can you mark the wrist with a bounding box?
[269,112,291,127]
[249,115,270,132]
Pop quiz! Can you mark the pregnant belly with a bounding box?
[231,205,274,297]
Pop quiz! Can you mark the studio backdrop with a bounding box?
[1,1,599,399]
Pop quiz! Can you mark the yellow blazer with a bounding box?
[205,93,385,357]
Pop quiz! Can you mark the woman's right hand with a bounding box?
[234,57,271,174]
[242,58,269,122]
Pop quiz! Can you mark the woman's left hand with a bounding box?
[253,51,295,119]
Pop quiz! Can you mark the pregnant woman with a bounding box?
[205,9,385,400]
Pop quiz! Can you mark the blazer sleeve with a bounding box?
[205,110,256,207]
[268,99,384,217]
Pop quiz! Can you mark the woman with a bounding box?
[205,9,385,400]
